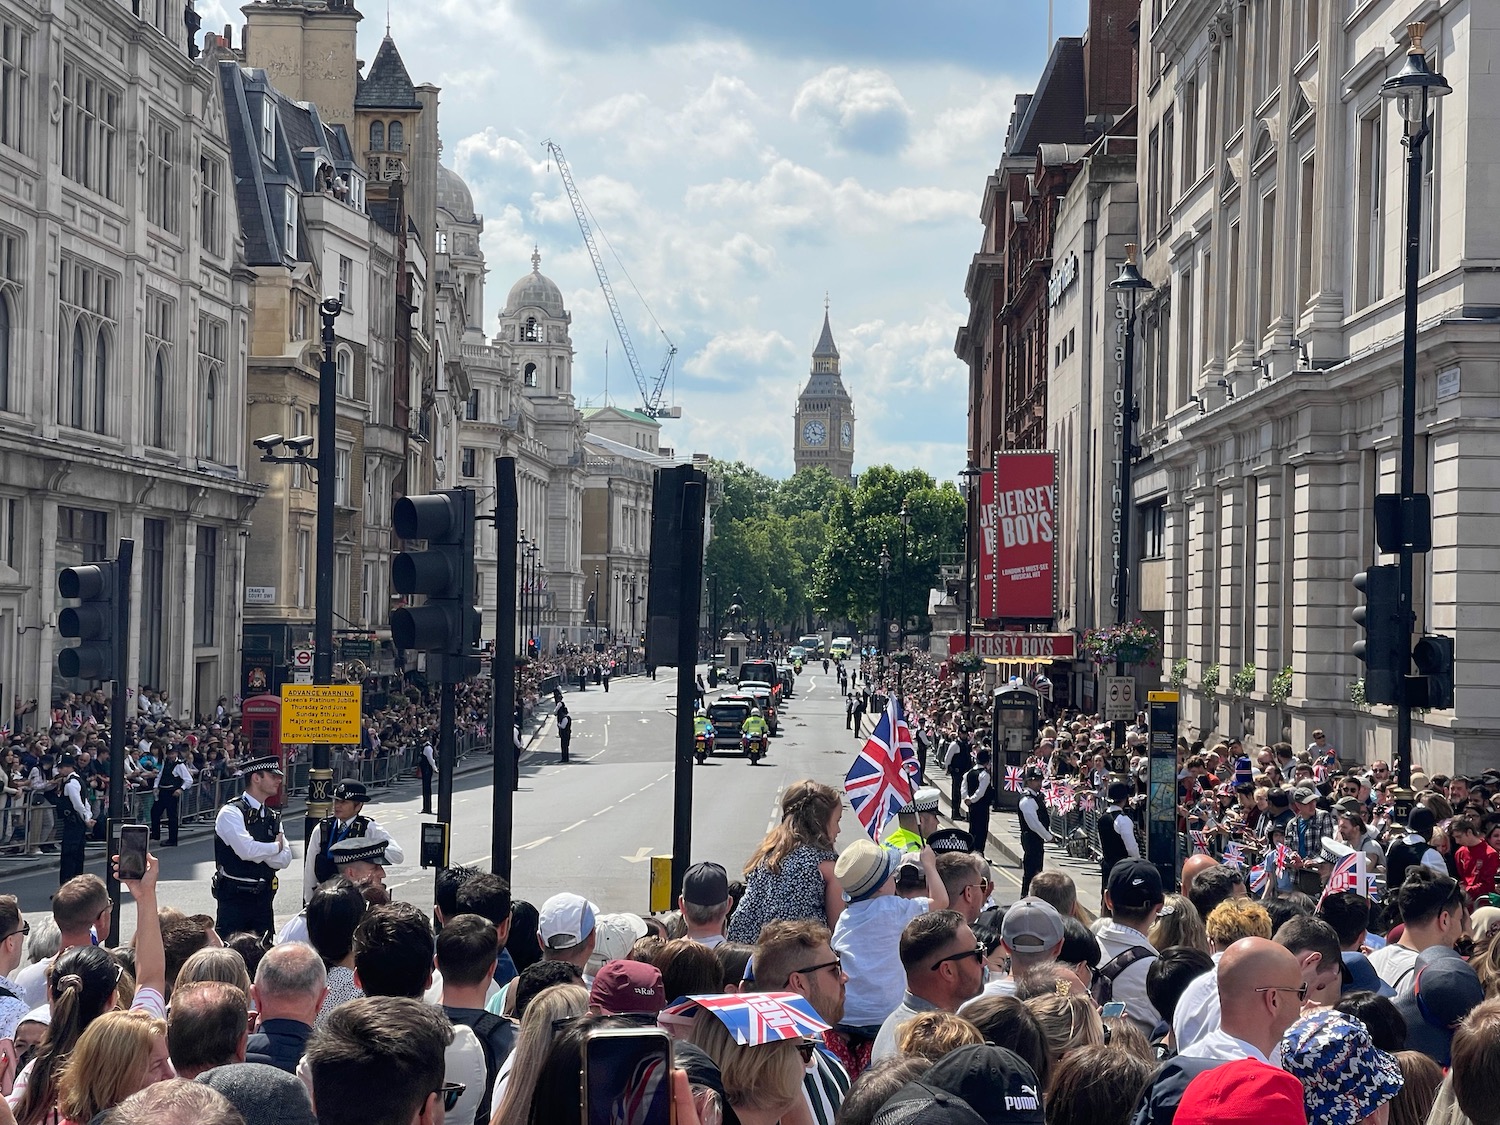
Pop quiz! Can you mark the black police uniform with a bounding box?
[311,813,372,886]
[57,771,89,884]
[213,791,284,937]
[1099,803,1131,887]
[1017,783,1050,896]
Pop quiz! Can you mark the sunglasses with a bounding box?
[1255,984,1309,1001]
[436,1082,466,1112]
[791,957,843,978]
[931,943,985,972]
[1,921,28,943]
[793,1039,817,1064]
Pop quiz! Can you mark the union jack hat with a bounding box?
[659,992,829,1046]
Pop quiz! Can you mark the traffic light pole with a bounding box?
[491,458,518,880]
[670,477,706,900]
[307,298,342,843]
[106,540,133,946]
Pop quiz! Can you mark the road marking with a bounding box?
[562,819,587,833]
[619,793,634,803]
[622,846,654,863]
[599,805,615,814]
[767,784,786,833]
[518,836,552,850]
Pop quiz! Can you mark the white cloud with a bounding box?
[792,66,913,154]
[905,81,1021,168]
[684,328,799,384]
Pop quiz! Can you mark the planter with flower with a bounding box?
[1269,666,1293,706]
[1200,662,1221,696]
[949,650,985,675]
[1082,621,1161,666]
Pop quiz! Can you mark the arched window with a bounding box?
[523,362,537,387]
[202,370,217,460]
[523,317,538,342]
[150,352,166,447]
[369,121,384,151]
[0,293,10,412]
[388,120,404,151]
[337,347,352,397]
[93,326,108,434]
[69,322,85,428]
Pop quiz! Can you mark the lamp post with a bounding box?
[1107,243,1154,768]
[591,566,600,644]
[878,545,891,683]
[1379,23,1448,797]
[255,295,342,840]
[517,532,529,655]
[958,466,986,727]
[897,505,911,702]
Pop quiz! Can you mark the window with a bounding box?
[1,496,17,568]
[293,298,308,342]
[523,362,537,387]
[194,526,218,647]
[361,560,374,624]
[1258,189,1277,337]
[387,120,403,151]
[1355,108,1384,308]
[522,318,539,342]
[1419,50,1440,278]
[369,120,384,151]
[56,256,116,433]
[199,153,223,255]
[0,20,31,154]
[260,96,275,161]
[368,363,387,426]
[1146,127,1160,241]
[336,347,352,397]
[1297,0,1319,57]
[295,529,309,610]
[1181,77,1199,187]
[291,408,307,489]
[1161,109,1175,219]
[465,388,480,420]
[146,115,177,232]
[0,289,9,414]
[1176,267,1194,406]
[60,58,120,199]
[1142,503,1166,559]
[460,447,476,477]
[0,227,16,414]
[282,187,297,259]
[334,551,351,620]
[1199,250,1214,364]
[1227,222,1242,347]
[199,314,226,461]
[144,294,173,448]
[1297,156,1316,311]
[338,255,352,310]
[334,447,351,506]
[364,458,378,521]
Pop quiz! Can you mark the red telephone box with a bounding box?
[241,695,284,808]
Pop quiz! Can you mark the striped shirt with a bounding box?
[804,1044,850,1125]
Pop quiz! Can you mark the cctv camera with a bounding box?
[321,296,343,318]
[284,434,315,453]
[253,434,285,452]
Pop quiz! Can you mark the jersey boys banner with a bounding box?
[980,452,1058,621]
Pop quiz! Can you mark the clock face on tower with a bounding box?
[841,421,852,448]
[802,421,827,446]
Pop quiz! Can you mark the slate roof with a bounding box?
[356,35,419,110]
[813,311,839,360]
[1004,37,1088,159]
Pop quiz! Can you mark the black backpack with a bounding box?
[1089,945,1154,1007]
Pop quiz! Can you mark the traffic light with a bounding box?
[390,490,479,663]
[1352,565,1403,705]
[1410,634,1455,710]
[57,562,121,681]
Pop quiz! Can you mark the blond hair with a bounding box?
[1205,898,1273,948]
[492,983,588,1125]
[743,781,840,875]
[1148,895,1209,955]
[56,1009,166,1122]
[895,1010,983,1062]
[690,1008,804,1114]
[1024,991,1103,1081]
[176,947,252,995]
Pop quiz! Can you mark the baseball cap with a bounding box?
[835,838,896,902]
[588,959,666,1016]
[538,892,599,949]
[1291,785,1320,806]
[591,912,647,962]
[1393,947,1485,1066]
[872,1086,987,1125]
[681,861,730,907]
[1001,897,1064,955]
[1280,1009,1403,1125]
[921,1044,1045,1125]
[894,853,926,888]
[1334,797,1365,818]
[1175,1058,1307,1125]
[1341,951,1395,998]
[1106,858,1165,912]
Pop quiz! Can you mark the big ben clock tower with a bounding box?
[793,302,855,479]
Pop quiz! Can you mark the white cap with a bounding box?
[592,912,648,962]
[538,892,599,949]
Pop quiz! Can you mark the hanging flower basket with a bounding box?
[892,652,915,668]
[949,651,985,674]
[1082,621,1161,665]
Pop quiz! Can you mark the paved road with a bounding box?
[0,666,1067,937]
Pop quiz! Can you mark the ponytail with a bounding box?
[15,948,117,1125]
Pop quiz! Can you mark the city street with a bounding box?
[0,669,1056,937]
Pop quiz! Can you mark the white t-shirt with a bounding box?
[1173,956,1223,1052]
[831,895,931,1026]
[1368,942,1422,990]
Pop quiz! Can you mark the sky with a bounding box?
[208,0,1090,480]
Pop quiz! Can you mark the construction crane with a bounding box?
[543,139,680,419]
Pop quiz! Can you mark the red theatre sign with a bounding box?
[979,451,1058,620]
[949,631,1076,660]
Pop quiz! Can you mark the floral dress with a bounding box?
[727,843,837,944]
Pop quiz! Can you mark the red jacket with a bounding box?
[1456,841,1499,903]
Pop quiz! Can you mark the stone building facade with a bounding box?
[0,0,257,722]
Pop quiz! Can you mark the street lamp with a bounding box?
[897,505,911,701]
[878,545,891,679]
[1107,243,1154,770]
[958,466,988,726]
[1380,22,1449,797]
[517,532,529,655]
[591,566,600,642]
[256,294,342,839]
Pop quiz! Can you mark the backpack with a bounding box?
[463,1010,511,1125]
[1089,945,1154,1007]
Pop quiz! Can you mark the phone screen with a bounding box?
[1101,1001,1127,1020]
[582,1027,673,1125]
[118,825,149,882]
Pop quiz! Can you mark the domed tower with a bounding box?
[793,303,855,479]
[435,164,485,339]
[500,249,574,401]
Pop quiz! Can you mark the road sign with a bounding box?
[340,637,375,660]
[1104,675,1136,721]
[280,684,362,744]
[1147,690,1181,889]
[887,622,900,637]
[292,648,314,686]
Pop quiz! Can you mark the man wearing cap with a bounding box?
[971,897,1063,999]
[302,780,405,904]
[1369,867,1469,990]
[1016,767,1049,896]
[679,862,733,947]
[326,836,391,892]
[418,732,436,815]
[1288,785,1334,895]
[54,754,93,884]
[1100,780,1140,890]
[588,959,665,1020]
[884,788,941,853]
[1394,947,1484,1065]
[1094,857,1165,1035]
[537,892,599,982]
[212,756,292,938]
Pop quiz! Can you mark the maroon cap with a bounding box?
[588,959,666,1016]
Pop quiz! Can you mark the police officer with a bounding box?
[419,733,437,815]
[55,754,93,883]
[1099,780,1140,890]
[326,836,391,894]
[1017,766,1050,896]
[555,701,572,763]
[212,755,291,938]
[963,748,993,857]
[302,780,405,904]
[150,746,195,847]
[885,787,941,852]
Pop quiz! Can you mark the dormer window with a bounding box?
[388,120,404,151]
[260,97,276,161]
[369,121,384,152]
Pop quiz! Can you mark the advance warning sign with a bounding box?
[280,684,363,744]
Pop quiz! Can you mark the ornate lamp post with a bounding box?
[897,505,911,702]
[878,545,891,681]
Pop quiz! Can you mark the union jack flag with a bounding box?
[1313,764,1327,782]
[1248,861,1269,894]
[1224,841,1246,870]
[1318,851,1364,906]
[1004,766,1023,792]
[1189,830,1211,854]
[607,1049,671,1125]
[844,697,916,838]
[1273,843,1291,872]
[662,992,830,1046]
